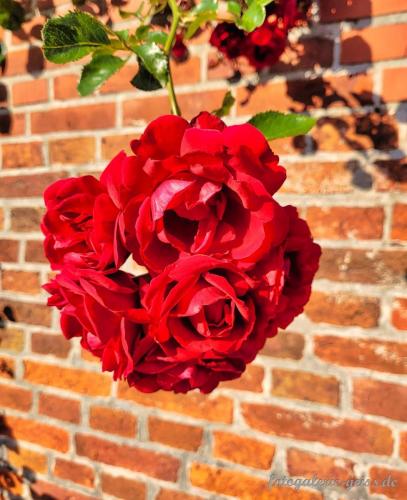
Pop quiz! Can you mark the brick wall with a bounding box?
[0,1,406,499]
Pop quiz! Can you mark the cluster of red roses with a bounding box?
[42,112,320,393]
[210,0,311,70]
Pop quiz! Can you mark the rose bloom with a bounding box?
[102,111,288,274]
[42,176,128,271]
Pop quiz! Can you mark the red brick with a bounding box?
[0,172,68,198]
[101,473,146,500]
[190,463,322,499]
[3,48,45,76]
[101,133,135,159]
[25,240,47,263]
[272,369,340,406]
[392,298,407,330]
[391,203,407,240]
[261,331,305,359]
[31,103,116,133]
[30,481,94,500]
[4,415,69,452]
[213,431,275,469]
[171,56,201,85]
[353,378,407,421]
[54,458,94,488]
[8,447,48,474]
[100,64,138,94]
[1,111,26,136]
[306,291,380,328]
[400,432,407,461]
[0,298,51,326]
[0,239,19,262]
[31,332,71,358]
[53,74,78,100]
[321,0,406,22]
[272,37,334,73]
[118,382,233,422]
[287,449,355,482]
[0,383,32,411]
[2,142,43,168]
[221,364,264,392]
[24,360,111,396]
[2,270,41,294]
[370,466,407,500]
[373,159,407,192]
[306,206,384,239]
[75,434,180,481]
[317,248,407,285]
[281,162,353,194]
[0,355,15,379]
[149,417,203,451]
[341,24,407,64]
[242,403,393,455]
[10,207,43,232]
[157,490,203,500]
[49,137,95,164]
[314,335,407,374]
[12,79,48,106]
[0,327,24,352]
[39,393,81,424]
[89,406,136,437]
[382,67,407,103]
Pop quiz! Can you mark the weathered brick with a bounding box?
[221,364,264,392]
[31,103,116,133]
[53,74,78,100]
[391,203,407,240]
[30,481,94,500]
[306,206,384,239]
[118,382,233,422]
[89,405,137,437]
[353,378,407,422]
[0,298,51,326]
[305,291,380,328]
[54,458,94,488]
[3,415,69,452]
[400,432,407,462]
[10,207,43,232]
[0,172,68,198]
[314,335,407,374]
[261,332,305,359]
[0,239,19,262]
[2,142,43,168]
[190,463,322,499]
[341,24,407,64]
[31,332,71,358]
[172,57,201,85]
[317,248,407,285]
[3,47,45,76]
[392,298,407,330]
[383,67,407,103]
[75,434,180,481]
[242,403,393,455]
[0,383,32,411]
[24,360,111,396]
[25,240,47,263]
[0,327,24,352]
[39,393,81,424]
[101,133,135,159]
[272,369,340,406]
[287,449,355,482]
[8,447,47,474]
[157,490,203,500]
[370,467,407,500]
[12,79,48,106]
[101,473,146,500]
[213,431,275,469]
[373,159,407,192]
[0,355,15,379]
[149,417,203,451]
[49,137,95,164]
[2,270,41,294]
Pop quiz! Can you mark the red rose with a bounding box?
[171,34,189,62]
[44,268,148,379]
[273,206,321,328]
[209,22,246,60]
[42,176,128,271]
[103,112,287,274]
[244,21,288,70]
[127,254,282,393]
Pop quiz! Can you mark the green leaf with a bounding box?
[227,0,241,17]
[115,29,129,43]
[238,1,266,32]
[147,31,168,46]
[0,0,25,31]
[193,0,217,15]
[249,111,316,140]
[185,11,217,39]
[132,42,168,89]
[42,11,110,64]
[213,91,235,118]
[77,53,126,96]
[131,62,162,91]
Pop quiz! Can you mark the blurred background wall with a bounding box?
[0,1,406,499]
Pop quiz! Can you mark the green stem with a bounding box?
[164,0,181,116]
